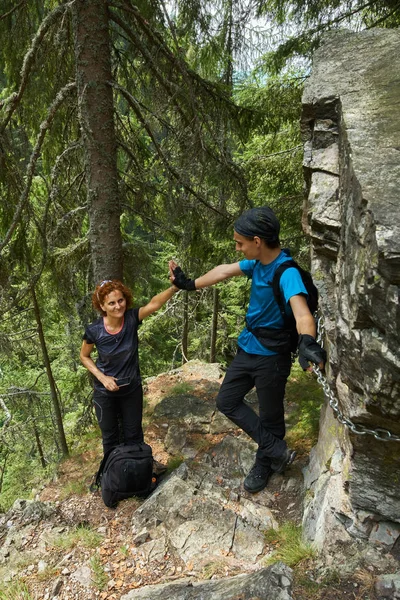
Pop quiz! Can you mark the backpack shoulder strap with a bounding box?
[272,259,298,320]
[94,446,115,488]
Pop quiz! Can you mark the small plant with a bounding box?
[169,381,195,395]
[264,522,316,567]
[120,544,130,556]
[52,524,103,550]
[192,435,212,452]
[59,479,88,499]
[0,580,33,600]
[167,454,185,472]
[90,553,108,590]
[36,566,58,582]
[285,363,324,451]
[201,560,229,579]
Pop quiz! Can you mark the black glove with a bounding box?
[298,334,327,370]
[172,266,196,291]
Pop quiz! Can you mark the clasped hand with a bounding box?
[168,260,196,291]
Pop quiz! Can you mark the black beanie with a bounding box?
[234,206,280,242]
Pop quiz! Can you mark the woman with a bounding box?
[80,279,178,454]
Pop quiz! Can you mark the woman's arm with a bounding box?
[80,340,119,392]
[168,260,243,290]
[138,285,178,321]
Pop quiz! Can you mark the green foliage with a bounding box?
[0,580,33,600]
[119,544,130,557]
[167,454,185,472]
[285,362,324,450]
[51,524,103,550]
[90,553,108,591]
[264,521,316,567]
[58,479,88,499]
[169,381,196,395]
[256,0,400,72]
[0,0,345,508]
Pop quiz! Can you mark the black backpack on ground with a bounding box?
[246,254,319,355]
[93,442,157,508]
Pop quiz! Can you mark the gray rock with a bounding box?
[153,394,214,434]
[70,564,93,588]
[301,28,400,554]
[375,574,400,599]
[130,438,277,569]
[120,562,293,600]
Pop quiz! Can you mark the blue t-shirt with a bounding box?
[83,308,142,394]
[238,252,307,356]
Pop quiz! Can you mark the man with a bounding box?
[169,206,326,493]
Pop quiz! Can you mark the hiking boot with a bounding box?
[243,462,273,493]
[271,448,296,474]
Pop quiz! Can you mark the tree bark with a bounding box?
[31,286,69,457]
[71,0,123,282]
[31,402,47,469]
[210,287,219,363]
[182,291,189,364]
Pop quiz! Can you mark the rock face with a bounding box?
[301,28,400,553]
[120,563,293,600]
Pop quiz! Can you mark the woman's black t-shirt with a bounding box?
[83,308,142,395]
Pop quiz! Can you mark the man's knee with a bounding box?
[216,391,228,415]
[216,388,241,416]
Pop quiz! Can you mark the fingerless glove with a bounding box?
[298,334,327,370]
[172,266,196,291]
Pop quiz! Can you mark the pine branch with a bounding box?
[110,81,228,217]
[0,3,70,130]
[365,2,400,28]
[0,397,11,428]
[109,5,249,197]
[241,145,303,161]
[0,82,77,255]
[109,1,239,111]
[109,10,191,127]
[0,0,26,22]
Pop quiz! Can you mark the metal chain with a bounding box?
[311,314,400,442]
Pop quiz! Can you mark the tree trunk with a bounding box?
[32,409,47,469]
[31,286,69,457]
[182,291,189,364]
[71,0,123,282]
[210,287,219,363]
[0,451,9,494]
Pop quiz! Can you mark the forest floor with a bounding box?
[1,366,384,600]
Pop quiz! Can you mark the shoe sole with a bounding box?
[272,449,297,474]
[243,480,269,493]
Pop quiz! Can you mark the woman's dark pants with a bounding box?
[216,348,292,466]
[93,383,144,454]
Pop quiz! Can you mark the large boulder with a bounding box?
[301,28,400,552]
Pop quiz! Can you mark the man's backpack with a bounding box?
[246,256,319,355]
[93,442,156,508]
[272,259,319,353]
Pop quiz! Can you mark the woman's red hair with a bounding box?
[92,280,133,315]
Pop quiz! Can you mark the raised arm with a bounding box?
[169,260,243,290]
[138,285,178,321]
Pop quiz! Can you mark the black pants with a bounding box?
[93,383,144,454]
[216,348,292,466]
